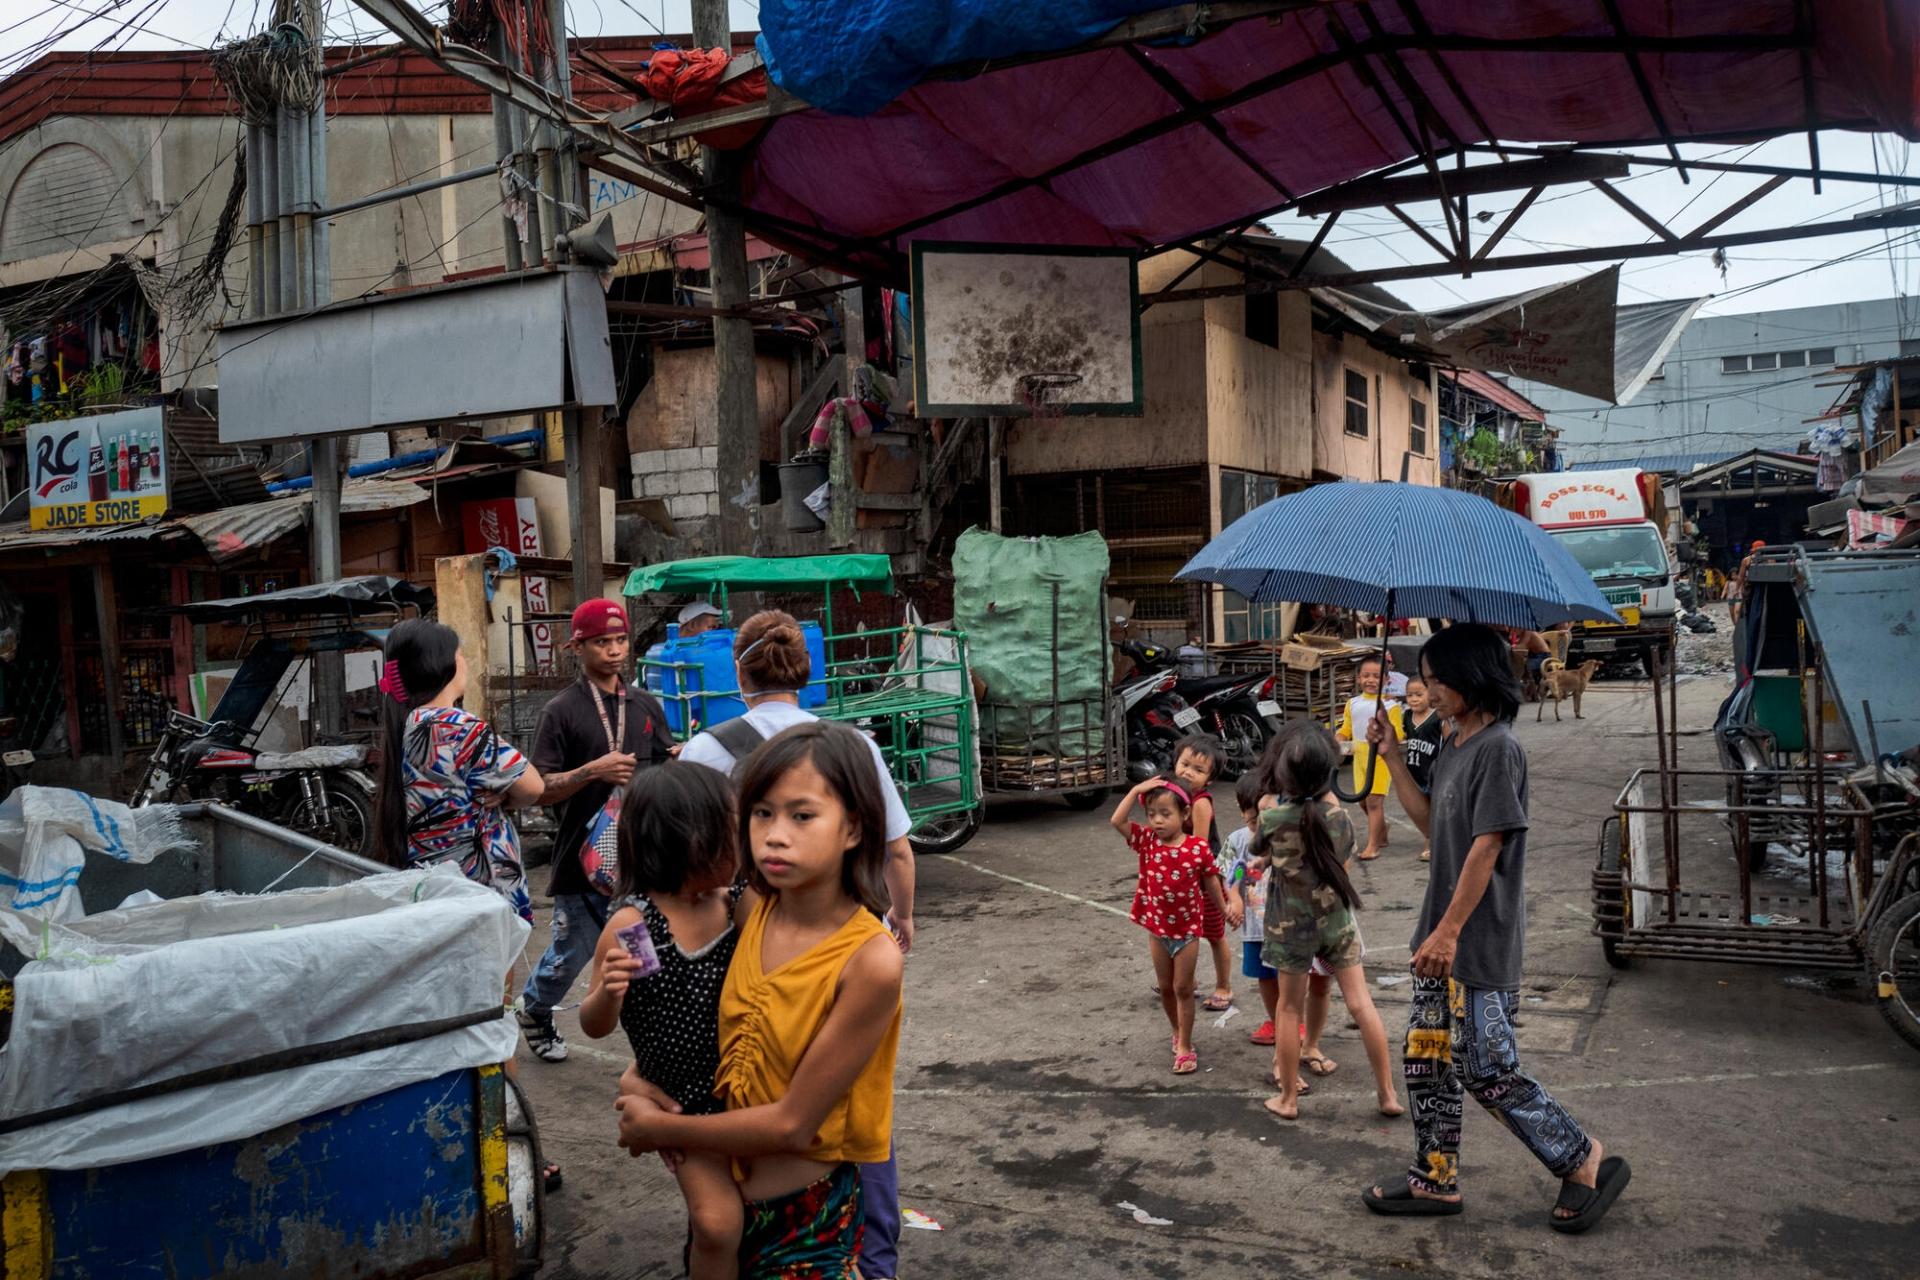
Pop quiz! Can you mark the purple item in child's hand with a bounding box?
[615,920,662,979]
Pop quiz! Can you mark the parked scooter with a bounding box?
[1116,638,1273,779]
[1114,638,1196,782]
[132,711,376,853]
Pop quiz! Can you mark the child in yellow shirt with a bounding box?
[1335,655,1403,860]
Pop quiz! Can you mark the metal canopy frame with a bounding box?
[342,0,1920,297]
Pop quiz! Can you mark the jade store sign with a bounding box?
[28,407,169,530]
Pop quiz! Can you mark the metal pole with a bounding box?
[320,164,496,218]
[489,26,525,272]
[531,0,561,259]
[289,105,313,311]
[258,116,281,314]
[988,417,1004,532]
[696,0,759,555]
[244,123,267,318]
[308,96,331,300]
[275,103,299,311]
[1811,648,1828,928]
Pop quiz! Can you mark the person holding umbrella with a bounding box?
[1360,624,1628,1232]
[1174,480,1635,1235]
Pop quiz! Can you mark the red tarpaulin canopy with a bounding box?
[714,2,1920,270]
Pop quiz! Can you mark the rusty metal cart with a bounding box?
[1592,547,1920,1050]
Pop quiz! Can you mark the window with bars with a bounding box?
[1410,398,1429,455]
[1344,369,1369,437]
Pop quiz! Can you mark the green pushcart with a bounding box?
[625,554,983,855]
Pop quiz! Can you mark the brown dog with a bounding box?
[1537,658,1602,721]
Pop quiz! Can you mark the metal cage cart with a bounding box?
[626,555,982,855]
[1591,547,1920,1050]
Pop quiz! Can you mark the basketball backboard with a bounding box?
[909,242,1142,417]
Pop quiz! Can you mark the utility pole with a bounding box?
[693,0,760,555]
[543,0,605,598]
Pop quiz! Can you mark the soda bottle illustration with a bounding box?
[87,439,107,501]
[116,438,131,493]
[148,430,161,479]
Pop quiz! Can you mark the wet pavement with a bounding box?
[514,670,1919,1278]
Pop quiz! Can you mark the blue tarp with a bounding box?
[756,1,1163,116]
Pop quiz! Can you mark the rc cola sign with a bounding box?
[29,407,169,530]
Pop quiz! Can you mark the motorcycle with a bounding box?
[131,711,375,854]
[1114,638,1196,782]
[129,574,434,859]
[1116,638,1274,779]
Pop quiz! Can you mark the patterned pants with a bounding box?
[1403,976,1592,1194]
[738,1162,865,1279]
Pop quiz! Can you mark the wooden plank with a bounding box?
[434,553,494,724]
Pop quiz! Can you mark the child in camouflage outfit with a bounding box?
[1255,720,1405,1122]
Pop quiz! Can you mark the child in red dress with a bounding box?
[1112,776,1228,1075]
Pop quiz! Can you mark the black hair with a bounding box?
[1254,720,1360,910]
[1141,775,1193,814]
[615,760,738,897]
[1357,653,1385,673]
[372,618,462,867]
[736,720,890,914]
[1233,769,1264,815]
[1419,623,1522,724]
[1173,733,1225,780]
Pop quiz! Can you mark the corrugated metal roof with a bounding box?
[1566,451,1743,476]
[0,519,177,554]
[1441,369,1547,423]
[181,481,430,563]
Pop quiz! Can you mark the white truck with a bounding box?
[1504,469,1678,674]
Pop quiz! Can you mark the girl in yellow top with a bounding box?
[616,721,903,1279]
[1336,655,1404,861]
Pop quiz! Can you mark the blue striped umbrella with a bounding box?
[1176,481,1622,628]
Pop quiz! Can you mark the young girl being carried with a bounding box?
[1255,721,1405,1121]
[581,764,751,1279]
[1112,776,1228,1075]
[614,722,904,1279]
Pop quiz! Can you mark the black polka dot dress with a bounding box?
[617,886,743,1116]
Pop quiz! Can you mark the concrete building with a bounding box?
[0,44,698,406]
[1511,297,1920,465]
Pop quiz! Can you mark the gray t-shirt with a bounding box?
[1411,722,1530,991]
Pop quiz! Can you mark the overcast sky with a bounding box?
[6,0,1915,331]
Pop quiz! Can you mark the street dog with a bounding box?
[1536,658,1602,721]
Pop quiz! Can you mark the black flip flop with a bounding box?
[1361,1177,1463,1217]
[1549,1156,1629,1234]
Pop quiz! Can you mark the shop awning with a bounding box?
[719,2,1920,271]
[170,575,434,621]
[624,554,896,597]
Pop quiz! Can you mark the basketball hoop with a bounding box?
[1016,371,1083,420]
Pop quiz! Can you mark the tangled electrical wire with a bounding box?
[209,20,320,126]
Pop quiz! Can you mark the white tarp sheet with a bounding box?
[0,864,527,1175]
[1313,265,1704,405]
[0,786,190,921]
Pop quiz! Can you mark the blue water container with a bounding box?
[648,621,830,732]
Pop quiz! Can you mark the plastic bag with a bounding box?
[0,786,189,921]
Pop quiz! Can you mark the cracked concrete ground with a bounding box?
[515,670,1919,1278]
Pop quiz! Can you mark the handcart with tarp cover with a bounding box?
[1592,546,1920,1049]
[626,554,982,854]
[0,791,547,1276]
[951,529,1122,811]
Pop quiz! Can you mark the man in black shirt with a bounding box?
[518,598,675,1063]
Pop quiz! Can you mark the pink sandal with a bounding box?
[1172,1049,1199,1075]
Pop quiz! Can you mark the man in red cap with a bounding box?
[518,597,675,1066]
